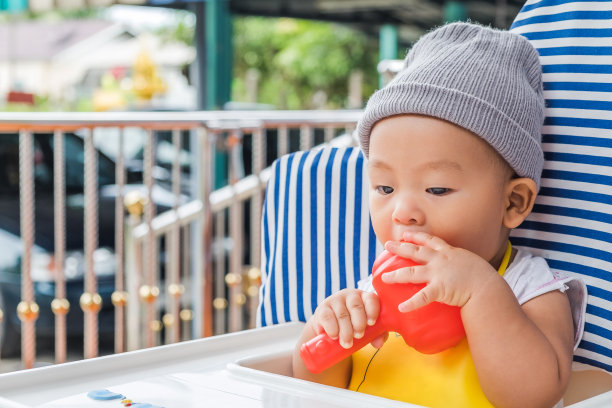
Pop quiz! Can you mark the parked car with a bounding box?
[0,131,183,357]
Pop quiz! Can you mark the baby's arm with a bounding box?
[292,289,384,387]
[462,275,574,408]
[384,232,574,408]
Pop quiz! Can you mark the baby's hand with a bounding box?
[310,289,386,349]
[381,231,498,313]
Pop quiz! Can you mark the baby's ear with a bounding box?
[503,178,538,229]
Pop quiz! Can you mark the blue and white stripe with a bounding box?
[511,0,612,372]
[258,147,379,327]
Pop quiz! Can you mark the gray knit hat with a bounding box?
[358,22,545,188]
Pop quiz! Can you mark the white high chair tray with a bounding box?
[0,322,609,408]
[0,323,405,408]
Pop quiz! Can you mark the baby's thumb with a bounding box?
[370,332,389,349]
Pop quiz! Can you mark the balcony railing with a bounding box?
[0,110,361,369]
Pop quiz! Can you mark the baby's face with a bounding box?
[367,114,513,264]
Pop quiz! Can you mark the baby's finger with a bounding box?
[315,304,340,339]
[330,299,355,349]
[384,241,435,264]
[361,291,380,326]
[398,286,437,313]
[402,231,447,251]
[370,332,389,349]
[346,291,368,340]
[381,264,428,284]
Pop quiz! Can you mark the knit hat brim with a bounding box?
[358,82,544,186]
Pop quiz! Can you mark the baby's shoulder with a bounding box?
[504,249,578,306]
[505,249,587,348]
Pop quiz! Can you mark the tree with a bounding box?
[233,17,379,109]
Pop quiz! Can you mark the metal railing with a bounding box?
[0,110,361,368]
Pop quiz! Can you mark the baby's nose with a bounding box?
[392,199,425,226]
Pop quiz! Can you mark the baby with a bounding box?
[292,22,586,408]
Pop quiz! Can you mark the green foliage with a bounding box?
[155,10,195,46]
[233,17,378,109]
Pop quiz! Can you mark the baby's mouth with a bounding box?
[397,228,427,239]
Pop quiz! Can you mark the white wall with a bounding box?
[0,60,49,100]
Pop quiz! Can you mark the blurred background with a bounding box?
[0,0,526,113]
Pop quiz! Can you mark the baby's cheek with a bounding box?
[452,221,503,260]
[369,203,392,241]
[430,218,484,253]
[371,220,391,245]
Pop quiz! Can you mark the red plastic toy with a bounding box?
[300,249,466,373]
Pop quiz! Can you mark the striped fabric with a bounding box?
[258,146,379,326]
[510,0,612,372]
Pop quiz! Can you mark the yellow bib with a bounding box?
[348,242,512,407]
[348,336,492,407]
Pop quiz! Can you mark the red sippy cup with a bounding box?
[299,249,466,374]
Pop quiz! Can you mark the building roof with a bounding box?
[0,19,117,61]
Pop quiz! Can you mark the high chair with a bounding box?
[258,1,612,405]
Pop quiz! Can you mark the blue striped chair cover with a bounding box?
[510,0,612,373]
[258,146,378,326]
[258,0,612,374]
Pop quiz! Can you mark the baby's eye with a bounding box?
[426,187,451,195]
[376,185,394,195]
